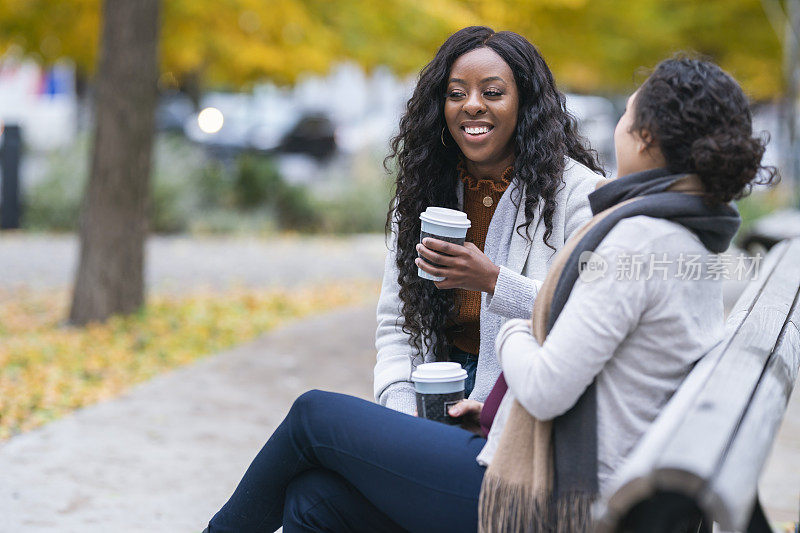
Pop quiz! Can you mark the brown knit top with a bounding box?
[447,163,514,355]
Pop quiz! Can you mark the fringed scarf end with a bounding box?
[478,475,553,533]
[554,491,595,533]
[478,478,596,533]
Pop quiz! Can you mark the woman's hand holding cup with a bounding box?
[448,399,484,435]
[415,238,500,294]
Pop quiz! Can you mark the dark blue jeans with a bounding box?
[449,347,478,398]
[208,390,487,533]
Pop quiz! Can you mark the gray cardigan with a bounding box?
[374,159,603,414]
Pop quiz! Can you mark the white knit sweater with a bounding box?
[374,159,603,414]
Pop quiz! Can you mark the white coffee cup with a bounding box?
[411,362,468,424]
[418,207,471,281]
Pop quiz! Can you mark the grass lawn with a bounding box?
[0,282,378,440]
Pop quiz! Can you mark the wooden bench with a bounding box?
[595,237,800,532]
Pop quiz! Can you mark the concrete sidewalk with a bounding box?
[0,305,378,533]
[0,233,387,294]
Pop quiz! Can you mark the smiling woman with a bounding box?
[376,26,606,416]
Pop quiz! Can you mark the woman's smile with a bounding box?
[460,121,495,141]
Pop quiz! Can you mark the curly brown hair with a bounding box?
[631,56,778,205]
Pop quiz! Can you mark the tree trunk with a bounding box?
[69,0,160,325]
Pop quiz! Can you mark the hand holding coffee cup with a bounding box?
[417,207,471,282]
[411,362,468,425]
[448,399,484,435]
[416,207,501,293]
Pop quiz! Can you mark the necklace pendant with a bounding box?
[483,196,493,207]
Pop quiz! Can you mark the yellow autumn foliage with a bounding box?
[0,0,784,97]
[0,282,378,440]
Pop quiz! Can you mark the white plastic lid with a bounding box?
[419,207,471,229]
[411,362,468,383]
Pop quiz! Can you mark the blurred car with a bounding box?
[183,92,336,160]
[278,113,336,160]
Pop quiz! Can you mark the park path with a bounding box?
[0,233,387,294]
[0,233,797,530]
[0,305,377,532]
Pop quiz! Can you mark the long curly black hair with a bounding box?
[631,57,778,204]
[385,26,603,362]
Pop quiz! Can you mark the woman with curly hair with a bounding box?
[375,25,604,414]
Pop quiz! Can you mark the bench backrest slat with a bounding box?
[705,282,800,528]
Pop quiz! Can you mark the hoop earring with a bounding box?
[441,127,449,147]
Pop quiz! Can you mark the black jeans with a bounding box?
[208,390,487,532]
